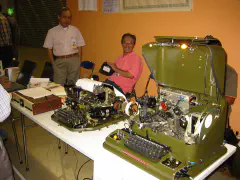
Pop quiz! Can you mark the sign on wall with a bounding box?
[82,0,193,13]
[120,0,193,13]
[102,0,120,13]
[78,0,97,11]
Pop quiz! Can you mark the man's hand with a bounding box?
[107,62,117,71]
[47,49,55,65]
[107,62,133,79]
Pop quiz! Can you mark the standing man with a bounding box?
[43,7,85,85]
[105,33,143,98]
[0,84,14,180]
[0,4,13,69]
[6,12,20,61]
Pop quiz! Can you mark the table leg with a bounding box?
[65,143,68,154]
[58,138,61,149]
[11,116,23,164]
[20,113,29,171]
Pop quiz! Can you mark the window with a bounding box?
[15,0,66,47]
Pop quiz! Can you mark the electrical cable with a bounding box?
[203,51,209,96]
[173,165,194,180]
[201,45,224,98]
[76,159,92,180]
[191,38,224,100]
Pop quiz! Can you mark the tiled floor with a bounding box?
[0,110,237,180]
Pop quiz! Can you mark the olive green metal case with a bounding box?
[104,36,227,180]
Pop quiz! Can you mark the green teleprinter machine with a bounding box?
[103,36,227,180]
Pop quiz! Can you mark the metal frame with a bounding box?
[11,112,38,171]
[11,113,22,164]
[57,139,68,154]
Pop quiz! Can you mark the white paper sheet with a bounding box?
[103,0,120,13]
[76,78,126,100]
[79,0,97,11]
[18,87,53,99]
[49,86,67,96]
[29,78,50,88]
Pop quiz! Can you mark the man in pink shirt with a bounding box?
[105,33,143,98]
[43,7,85,85]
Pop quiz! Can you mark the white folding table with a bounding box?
[11,101,237,180]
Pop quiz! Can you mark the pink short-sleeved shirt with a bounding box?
[108,52,143,93]
[43,25,85,56]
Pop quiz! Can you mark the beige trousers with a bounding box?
[0,138,14,180]
[53,56,80,85]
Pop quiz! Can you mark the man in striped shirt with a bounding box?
[0,84,13,180]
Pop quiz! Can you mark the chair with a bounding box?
[127,74,154,99]
[16,60,37,86]
[41,61,53,81]
[80,60,95,78]
[92,74,99,81]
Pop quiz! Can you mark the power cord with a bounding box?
[76,159,92,180]
[174,166,193,180]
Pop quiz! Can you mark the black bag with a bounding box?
[99,62,115,76]
[224,112,240,178]
[224,117,238,146]
[228,146,240,178]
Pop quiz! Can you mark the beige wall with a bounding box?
[67,0,240,132]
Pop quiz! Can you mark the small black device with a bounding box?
[16,60,36,86]
[99,62,115,76]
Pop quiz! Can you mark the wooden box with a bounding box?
[12,92,62,115]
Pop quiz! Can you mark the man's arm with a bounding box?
[47,49,55,65]
[0,85,11,122]
[43,29,54,64]
[108,62,134,79]
[77,46,82,62]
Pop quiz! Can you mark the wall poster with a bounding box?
[102,0,120,13]
[79,0,97,11]
[120,0,193,13]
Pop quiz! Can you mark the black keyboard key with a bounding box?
[124,134,169,161]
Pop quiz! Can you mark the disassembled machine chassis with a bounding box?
[103,36,227,180]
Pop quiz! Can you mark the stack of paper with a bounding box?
[48,86,67,96]
[29,78,50,88]
[18,87,53,99]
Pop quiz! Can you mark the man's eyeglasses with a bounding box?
[123,41,134,45]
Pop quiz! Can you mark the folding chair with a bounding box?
[41,61,53,81]
[80,60,99,80]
